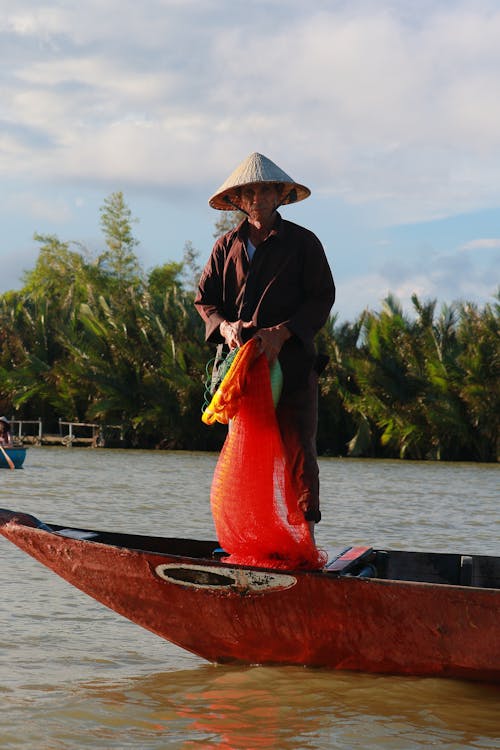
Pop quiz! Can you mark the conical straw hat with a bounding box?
[209,152,311,210]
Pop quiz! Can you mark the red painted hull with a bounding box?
[0,509,498,682]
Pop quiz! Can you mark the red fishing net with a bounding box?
[203,339,326,570]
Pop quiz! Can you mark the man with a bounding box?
[0,416,13,447]
[195,152,335,538]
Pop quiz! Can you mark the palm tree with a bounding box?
[456,296,500,461]
[343,297,429,458]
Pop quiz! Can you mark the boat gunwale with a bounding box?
[2,512,498,593]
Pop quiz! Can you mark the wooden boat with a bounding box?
[0,447,27,469]
[0,508,498,683]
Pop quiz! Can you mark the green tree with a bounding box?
[98,191,142,285]
[456,296,500,461]
[316,313,363,456]
[23,233,88,311]
[147,262,183,299]
[181,241,202,293]
[1,192,497,460]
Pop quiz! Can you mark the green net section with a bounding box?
[203,346,284,414]
[202,347,239,412]
[269,358,283,406]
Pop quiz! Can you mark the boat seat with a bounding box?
[325,546,374,575]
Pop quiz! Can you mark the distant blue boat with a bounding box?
[0,448,27,469]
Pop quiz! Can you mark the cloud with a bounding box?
[4,191,73,222]
[335,236,499,321]
[459,238,500,251]
[1,0,500,226]
[1,0,500,312]
[337,264,497,321]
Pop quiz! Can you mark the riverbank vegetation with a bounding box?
[0,193,498,461]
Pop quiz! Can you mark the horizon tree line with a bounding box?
[0,192,498,461]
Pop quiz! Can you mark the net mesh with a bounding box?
[202,348,239,414]
[202,339,326,570]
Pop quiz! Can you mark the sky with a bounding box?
[1,0,499,322]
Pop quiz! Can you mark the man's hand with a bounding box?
[220,320,247,350]
[220,320,291,361]
[254,324,291,363]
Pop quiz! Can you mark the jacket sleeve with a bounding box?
[194,240,227,343]
[286,232,335,346]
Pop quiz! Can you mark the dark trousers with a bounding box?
[276,371,321,523]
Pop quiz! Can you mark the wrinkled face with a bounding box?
[237,183,282,225]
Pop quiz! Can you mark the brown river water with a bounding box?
[0,447,498,749]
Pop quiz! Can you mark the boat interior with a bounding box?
[49,523,500,591]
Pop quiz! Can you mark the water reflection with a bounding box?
[55,666,500,750]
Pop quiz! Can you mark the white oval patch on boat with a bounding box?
[154,563,297,593]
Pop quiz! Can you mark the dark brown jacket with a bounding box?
[195,214,335,392]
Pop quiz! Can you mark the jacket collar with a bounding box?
[236,212,283,241]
